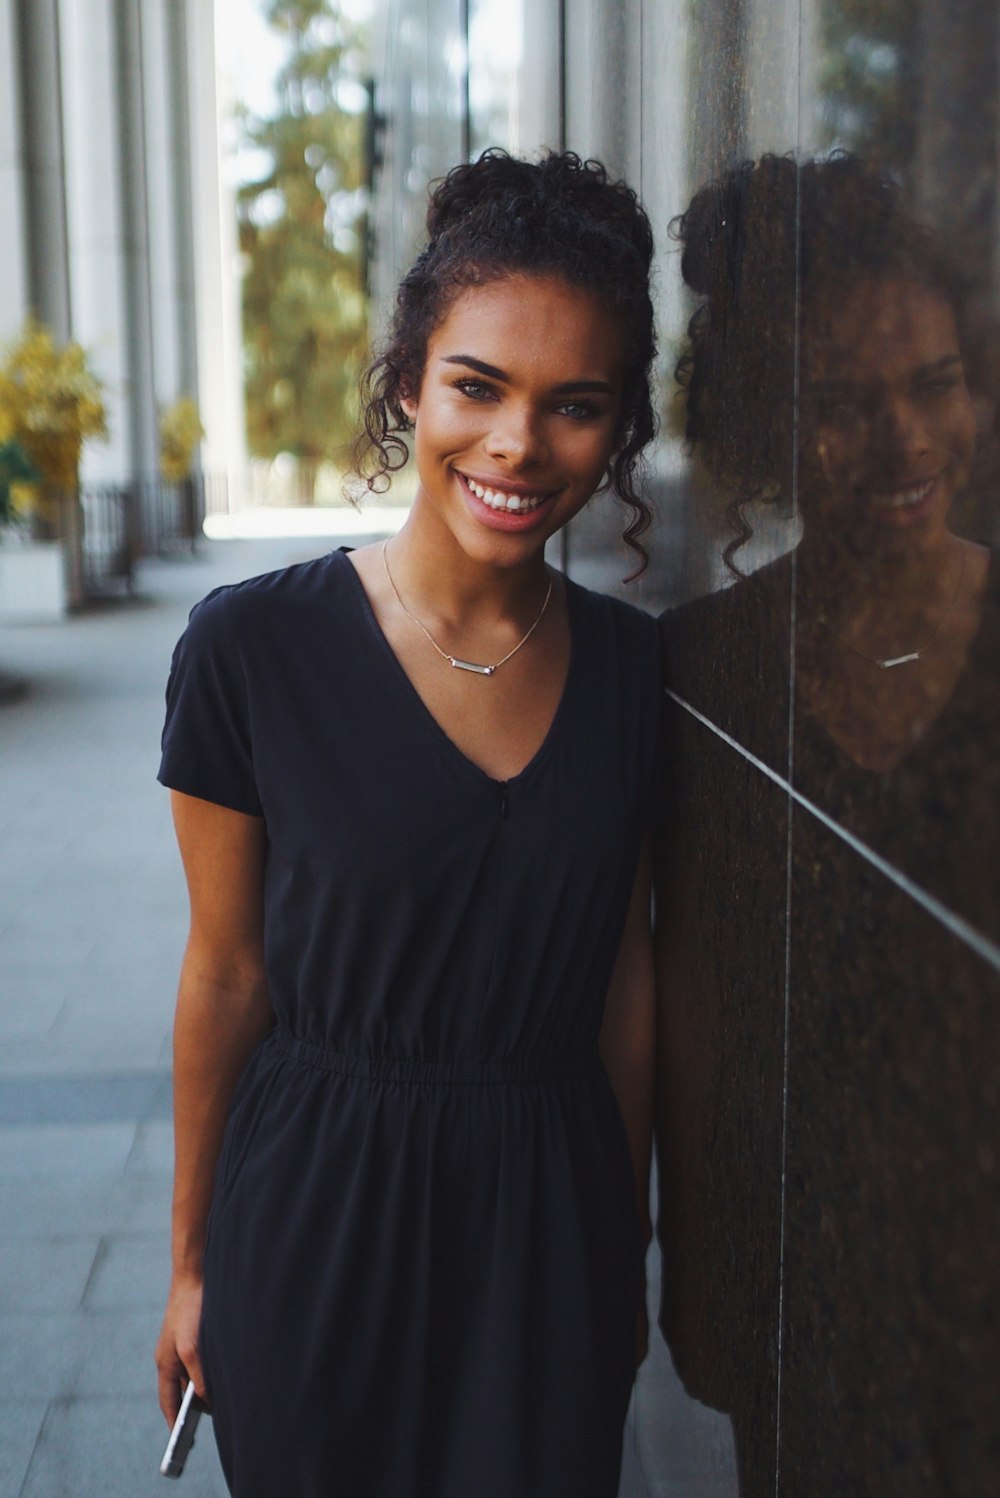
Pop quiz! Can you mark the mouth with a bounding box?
[458,472,556,515]
[867,478,937,511]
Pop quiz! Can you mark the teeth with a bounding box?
[870,481,934,510]
[464,475,548,513]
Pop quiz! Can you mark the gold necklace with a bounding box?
[382,541,553,677]
[838,547,966,670]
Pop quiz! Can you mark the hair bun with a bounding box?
[675,155,799,297]
[426,149,524,239]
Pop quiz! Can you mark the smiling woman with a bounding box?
[154,148,662,1498]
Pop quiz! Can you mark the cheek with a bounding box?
[809,424,868,489]
[413,397,481,457]
[947,401,978,468]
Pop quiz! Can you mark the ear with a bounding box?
[400,393,418,423]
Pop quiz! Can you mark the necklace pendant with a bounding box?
[878,651,921,670]
[450,657,495,676]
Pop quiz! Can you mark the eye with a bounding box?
[555,399,602,422]
[917,375,961,399]
[819,401,861,426]
[452,378,497,401]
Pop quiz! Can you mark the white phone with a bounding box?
[160,1380,208,1479]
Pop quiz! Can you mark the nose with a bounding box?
[484,403,548,469]
[873,394,930,462]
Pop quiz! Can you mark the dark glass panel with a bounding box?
[780,817,999,1495]
[652,706,789,1498]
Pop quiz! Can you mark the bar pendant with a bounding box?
[450,657,495,676]
[878,652,921,669]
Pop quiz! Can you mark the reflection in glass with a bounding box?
[657,151,999,1496]
[669,152,998,934]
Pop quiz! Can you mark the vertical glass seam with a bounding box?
[460,0,471,160]
[774,9,805,1491]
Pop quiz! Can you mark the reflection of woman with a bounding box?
[154,151,662,1498]
[657,154,999,1496]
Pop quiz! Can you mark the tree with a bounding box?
[238,0,369,481]
[816,0,915,178]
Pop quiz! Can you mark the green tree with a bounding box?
[817,0,915,177]
[238,0,368,479]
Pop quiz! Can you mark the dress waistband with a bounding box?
[271,1029,598,1087]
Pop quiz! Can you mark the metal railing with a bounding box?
[68,473,221,599]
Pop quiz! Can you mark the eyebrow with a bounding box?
[806,354,964,396]
[441,354,615,395]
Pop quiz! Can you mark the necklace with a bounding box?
[837,546,966,670]
[381,540,553,677]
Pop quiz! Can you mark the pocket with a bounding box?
[214,1060,282,1215]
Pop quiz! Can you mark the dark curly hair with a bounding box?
[672,152,971,571]
[354,149,658,571]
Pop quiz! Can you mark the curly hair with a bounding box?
[354,149,658,571]
[671,152,971,571]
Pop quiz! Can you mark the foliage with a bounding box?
[0,440,39,527]
[0,319,107,498]
[238,0,369,472]
[159,396,205,483]
[816,0,914,179]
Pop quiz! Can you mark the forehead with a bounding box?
[804,277,962,383]
[427,274,624,380]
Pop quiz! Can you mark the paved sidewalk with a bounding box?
[0,529,733,1498]
[0,535,347,1496]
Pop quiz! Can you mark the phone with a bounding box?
[160,1380,208,1479]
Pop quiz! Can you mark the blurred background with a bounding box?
[1,2,997,1495]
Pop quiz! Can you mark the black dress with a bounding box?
[159,549,661,1498]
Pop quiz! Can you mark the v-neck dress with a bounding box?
[158,548,661,1498]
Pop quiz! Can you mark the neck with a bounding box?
[797,526,963,620]
[389,497,551,628]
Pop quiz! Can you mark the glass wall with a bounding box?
[368,2,1000,1492]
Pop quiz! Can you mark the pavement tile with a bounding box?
[0,1123,138,1180]
[0,1237,100,1314]
[0,1040,168,1079]
[0,1174,169,1240]
[0,1073,171,1127]
[0,1401,48,1498]
[0,1308,162,1401]
[633,1332,737,1488]
[0,980,67,1039]
[82,1233,170,1311]
[126,1120,174,1174]
[17,1394,229,1497]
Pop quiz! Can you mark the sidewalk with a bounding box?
[0,534,349,1497]
[0,528,731,1498]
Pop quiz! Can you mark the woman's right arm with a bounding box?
[154,790,273,1427]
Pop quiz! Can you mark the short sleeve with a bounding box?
[158,588,263,816]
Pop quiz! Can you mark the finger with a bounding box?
[178,1342,209,1406]
[157,1362,184,1427]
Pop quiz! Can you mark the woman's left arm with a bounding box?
[599,834,654,1253]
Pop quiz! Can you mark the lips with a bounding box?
[458,471,555,514]
[868,478,936,511]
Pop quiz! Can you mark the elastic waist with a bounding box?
[271,1029,598,1087]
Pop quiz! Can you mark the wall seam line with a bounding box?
[664,689,1000,975]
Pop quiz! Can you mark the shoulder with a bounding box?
[659,555,792,686]
[566,574,659,662]
[182,551,351,655]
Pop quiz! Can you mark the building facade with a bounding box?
[0,0,244,490]
[367,3,1000,1495]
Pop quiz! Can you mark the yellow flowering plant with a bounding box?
[0,321,108,513]
[0,441,40,527]
[159,397,205,483]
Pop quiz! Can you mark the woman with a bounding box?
[154,149,661,1498]
[657,153,998,1496]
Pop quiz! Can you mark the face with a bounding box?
[800,277,977,554]
[402,274,625,567]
